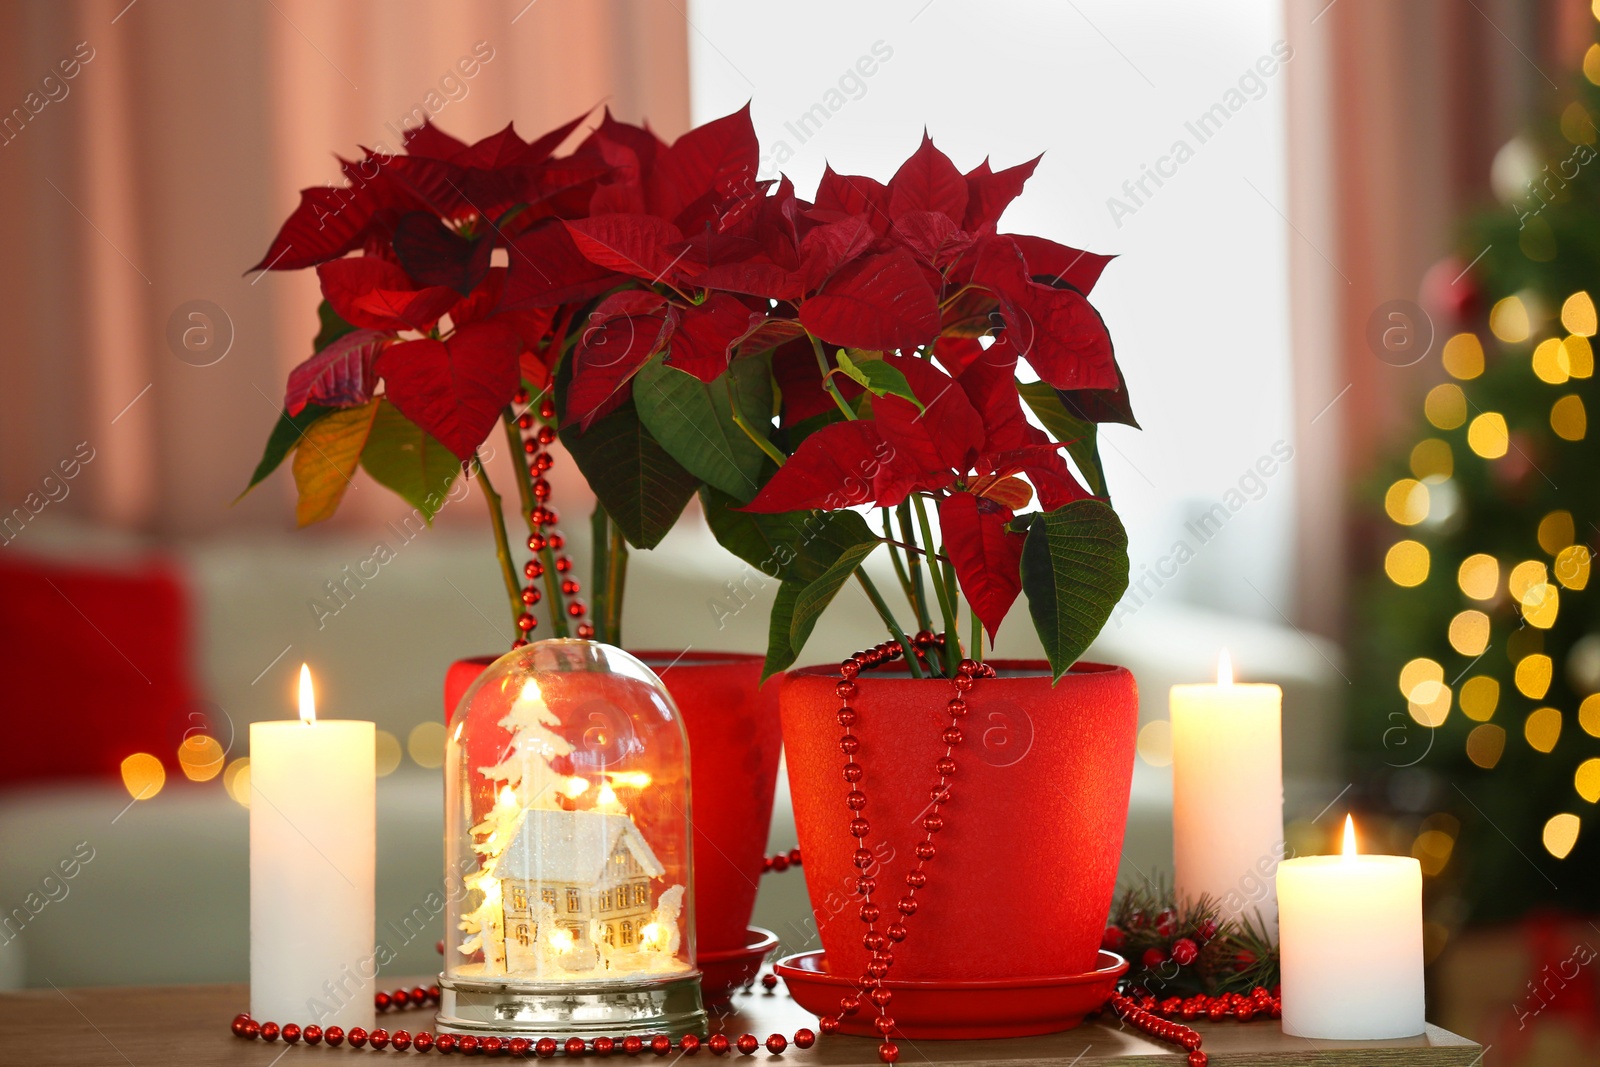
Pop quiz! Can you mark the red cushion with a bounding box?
[0,552,200,788]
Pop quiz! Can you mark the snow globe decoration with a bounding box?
[438,640,705,1039]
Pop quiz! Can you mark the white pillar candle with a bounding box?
[250,665,375,1031]
[1170,652,1283,924]
[1277,816,1425,1039]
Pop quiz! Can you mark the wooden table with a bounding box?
[0,981,1482,1066]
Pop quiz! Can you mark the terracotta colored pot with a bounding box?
[780,660,1137,982]
[444,650,782,957]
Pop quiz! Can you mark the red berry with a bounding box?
[1141,947,1168,969]
[1155,909,1177,938]
[1197,919,1219,940]
[1102,924,1126,950]
[1234,950,1258,972]
[1171,938,1199,966]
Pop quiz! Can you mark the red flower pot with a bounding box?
[444,650,781,958]
[780,660,1137,983]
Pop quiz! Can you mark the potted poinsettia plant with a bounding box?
[613,136,1140,1030]
[241,107,808,988]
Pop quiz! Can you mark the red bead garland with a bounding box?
[816,634,989,1064]
[230,984,826,1057]
[509,389,585,649]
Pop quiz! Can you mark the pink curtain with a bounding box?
[0,0,688,538]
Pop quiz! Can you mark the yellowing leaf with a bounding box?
[292,400,379,526]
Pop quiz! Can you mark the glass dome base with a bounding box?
[435,971,708,1038]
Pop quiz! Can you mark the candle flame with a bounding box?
[298,664,317,725]
[498,786,517,809]
[1217,650,1233,687]
[550,928,575,954]
[640,922,662,949]
[517,678,542,705]
[1342,814,1358,858]
[562,776,590,798]
[597,783,620,809]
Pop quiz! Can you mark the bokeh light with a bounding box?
[1575,758,1600,803]
[1466,723,1506,769]
[1385,479,1430,525]
[1581,694,1600,737]
[1563,334,1594,376]
[1424,384,1467,429]
[1551,394,1587,440]
[1489,295,1531,342]
[1411,829,1455,876]
[1542,813,1580,859]
[1136,719,1172,767]
[408,721,447,768]
[1521,583,1560,629]
[1562,291,1597,335]
[1409,681,1452,727]
[1555,545,1591,590]
[1399,657,1444,701]
[177,735,224,782]
[1460,676,1500,721]
[1458,554,1500,600]
[223,758,251,807]
[1537,510,1575,554]
[120,753,165,801]
[1525,707,1563,753]
[1409,438,1454,482]
[1516,653,1553,699]
[1532,337,1570,384]
[376,729,402,777]
[1441,333,1484,379]
[1509,560,1549,602]
[1385,540,1430,587]
[1448,610,1490,656]
[1467,412,1509,459]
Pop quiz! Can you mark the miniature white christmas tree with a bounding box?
[460,680,574,968]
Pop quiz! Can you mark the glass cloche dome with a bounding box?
[438,640,705,1038]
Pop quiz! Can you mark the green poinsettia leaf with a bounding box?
[1018,380,1109,499]
[701,488,878,585]
[1018,498,1130,682]
[790,540,879,651]
[313,299,358,353]
[291,400,381,527]
[238,403,340,502]
[359,399,459,522]
[836,349,923,412]
[762,581,807,682]
[560,396,700,550]
[634,355,773,501]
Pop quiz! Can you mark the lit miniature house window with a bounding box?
[438,640,703,1040]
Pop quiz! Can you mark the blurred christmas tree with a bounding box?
[1350,35,1600,926]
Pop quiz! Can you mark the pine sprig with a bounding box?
[1107,877,1280,997]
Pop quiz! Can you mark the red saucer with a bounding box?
[773,949,1128,1039]
[700,927,780,1005]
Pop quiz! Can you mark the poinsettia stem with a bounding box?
[896,501,933,634]
[808,333,857,420]
[732,409,787,467]
[911,493,961,676]
[473,455,523,639]
[589,505,612,644]
[607,519,629,645]
[855,570,922,680]
[882,508,915,609]
[970,607,984,666]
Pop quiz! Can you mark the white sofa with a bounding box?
[0,517,1342,987]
